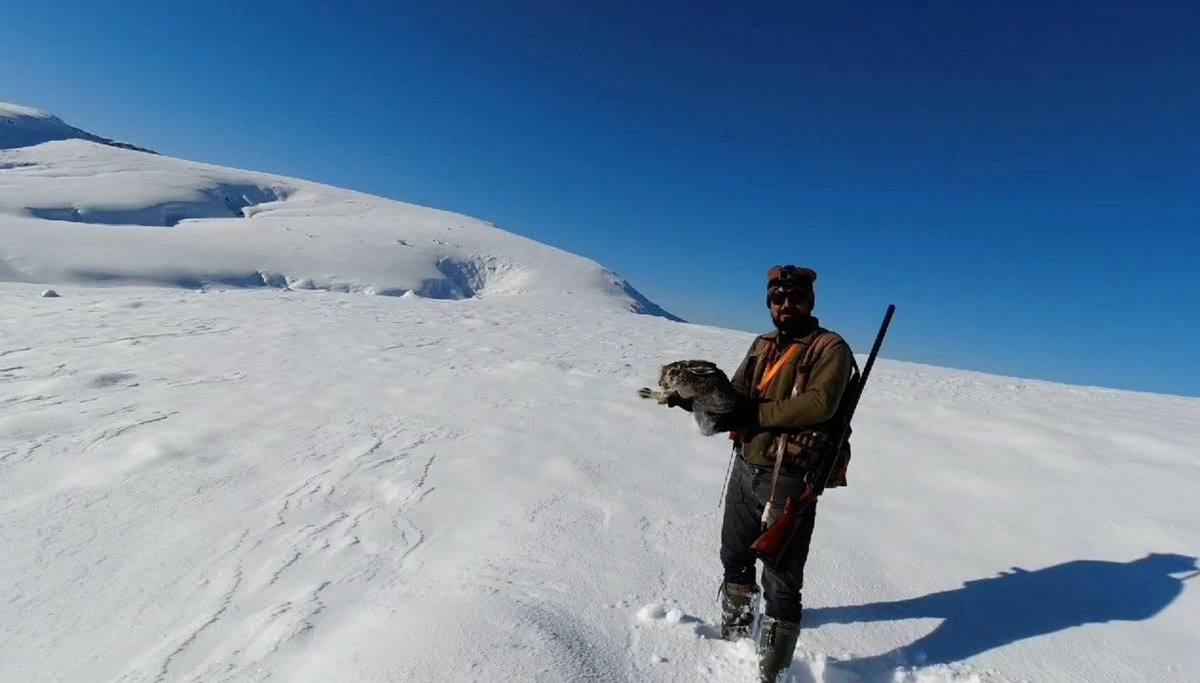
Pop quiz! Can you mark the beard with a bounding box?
[772,307,814,335]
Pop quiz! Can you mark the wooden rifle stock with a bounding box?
[750,488,817,566]
[750,305,895,569]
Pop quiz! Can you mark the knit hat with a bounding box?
[767,265,817,289]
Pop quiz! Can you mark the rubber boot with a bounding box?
[757,617,800,682]
[719,582,759,640]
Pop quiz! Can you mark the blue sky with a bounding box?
[2,2,1197,396]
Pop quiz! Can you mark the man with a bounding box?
[706,265,855,682]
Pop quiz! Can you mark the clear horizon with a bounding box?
[2,2,1197,396]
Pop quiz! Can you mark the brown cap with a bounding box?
[767,265,817,289]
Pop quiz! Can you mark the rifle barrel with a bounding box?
[843,304,895,424]
[812,304,895,495]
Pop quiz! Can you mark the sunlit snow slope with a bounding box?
[0,103,676,320]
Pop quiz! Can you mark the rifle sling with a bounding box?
[762,433,790,528]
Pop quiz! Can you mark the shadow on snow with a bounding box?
[805,552,1198,679]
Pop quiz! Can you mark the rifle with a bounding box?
[751,304,895,569]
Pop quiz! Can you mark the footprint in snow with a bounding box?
[636,603,720,639]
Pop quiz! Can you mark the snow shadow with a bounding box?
[25,184,283,227]
[806,553,1198,673]
[65,269,290,290]
[615,278,685,322]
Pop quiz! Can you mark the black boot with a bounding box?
[719,582,759,640]
[757,617,800,682]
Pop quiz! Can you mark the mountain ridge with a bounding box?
[1,102,156,154]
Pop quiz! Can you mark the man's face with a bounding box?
[769,285,812,327]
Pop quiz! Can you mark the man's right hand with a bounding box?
[711,397,758,433]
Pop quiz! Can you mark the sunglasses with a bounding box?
[768,288,809,306]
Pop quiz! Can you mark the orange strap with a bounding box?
[757,343,801,393]
[730,341,802,443]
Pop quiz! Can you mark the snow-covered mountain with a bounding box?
[0,103,155,153]
[0,102,677,320]
[1,105,1197,683]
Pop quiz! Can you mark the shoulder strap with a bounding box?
[793,331,845,394]
[753,336,774,355]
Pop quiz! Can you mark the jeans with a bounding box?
[720,455,818,624]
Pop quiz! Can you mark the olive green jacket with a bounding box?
[730,317,854,468]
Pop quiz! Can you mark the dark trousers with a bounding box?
[720,456,818,624]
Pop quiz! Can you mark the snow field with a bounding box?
[2,284,1196,682]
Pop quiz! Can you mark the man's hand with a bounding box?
[666,393,694,412]
[710,397,758,433]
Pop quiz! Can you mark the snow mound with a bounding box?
[0,105,678,319]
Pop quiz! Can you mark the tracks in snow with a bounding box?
[142,424,447,682]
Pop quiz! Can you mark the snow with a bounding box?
[2,284,1196,683]
[1,106,1198,682]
